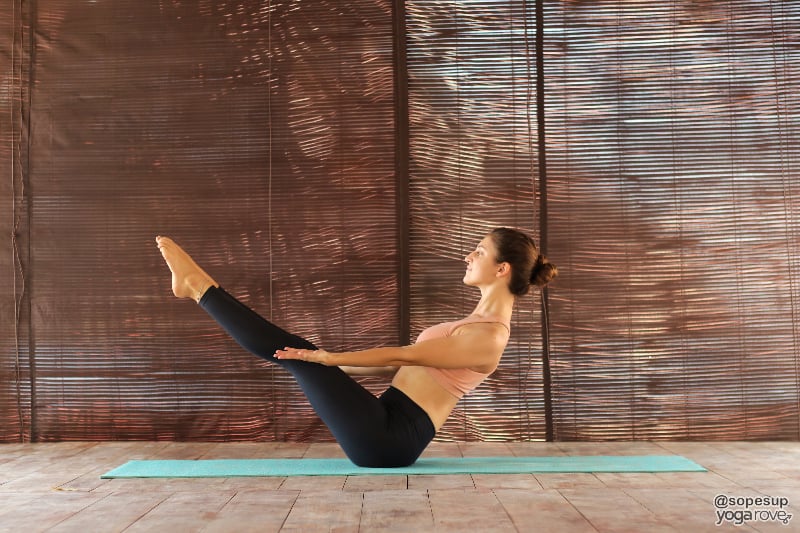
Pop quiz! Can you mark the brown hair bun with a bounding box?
[530,255,558,287]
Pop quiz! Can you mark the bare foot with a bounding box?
[156,236,219,302]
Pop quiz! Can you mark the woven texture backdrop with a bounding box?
[2,0,799,442]
[544,0,799,439]
[4,0,399,442]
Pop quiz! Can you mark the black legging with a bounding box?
[198,286,436,467]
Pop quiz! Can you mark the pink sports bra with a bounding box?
[415,315,511,399]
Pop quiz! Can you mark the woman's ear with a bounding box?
[496,262,511,278]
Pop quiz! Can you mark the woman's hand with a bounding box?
[274,347,335,365]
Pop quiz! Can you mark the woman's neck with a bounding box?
[472,284,515,322]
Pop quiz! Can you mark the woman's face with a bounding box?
[463,236,502,287]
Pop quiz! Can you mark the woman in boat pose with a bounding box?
[156,228,557,467]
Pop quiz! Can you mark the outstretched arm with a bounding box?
[276,322,508,374]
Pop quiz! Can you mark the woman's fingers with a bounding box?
[275,347,299,359]
[275,347,312,360]
[275,348,331,365]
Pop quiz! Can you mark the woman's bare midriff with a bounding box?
[391,366,459,431]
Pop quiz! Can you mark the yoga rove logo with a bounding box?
[713,494,793,527]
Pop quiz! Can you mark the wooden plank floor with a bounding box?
[1,441,798,532]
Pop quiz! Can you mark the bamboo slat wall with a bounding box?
[2,0,798,442]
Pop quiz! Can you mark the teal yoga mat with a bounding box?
[101,455,705,478]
